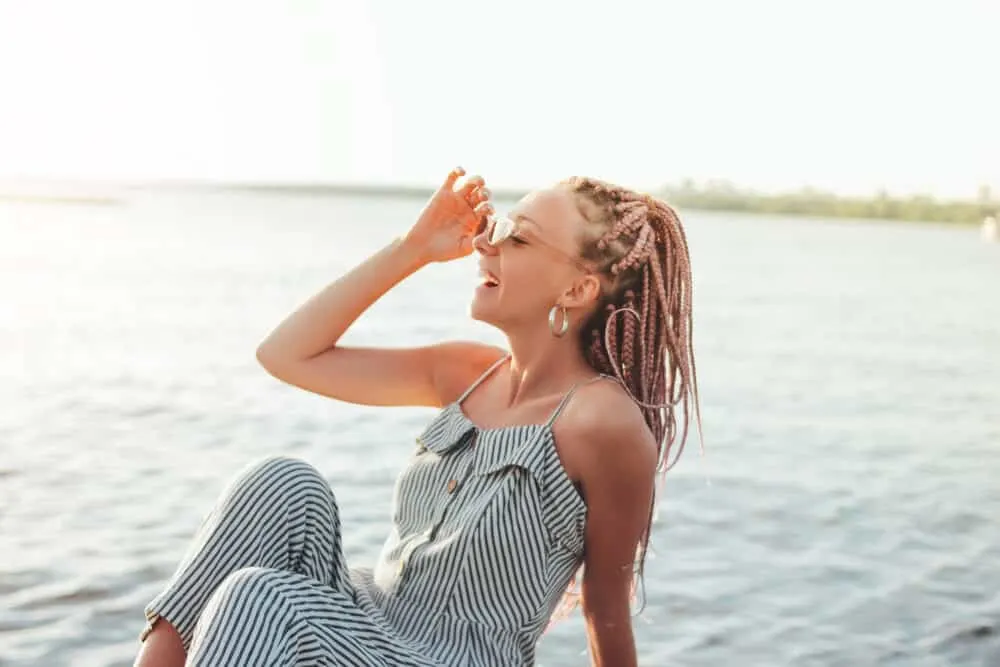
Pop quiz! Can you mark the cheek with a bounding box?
[501,258,561,306]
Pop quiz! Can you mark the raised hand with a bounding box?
[402,167,494,264]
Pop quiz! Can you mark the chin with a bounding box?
[468,294,494,325]
[469,286,506,327]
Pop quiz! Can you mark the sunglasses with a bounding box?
[475,214,592,273]
[475,214,519,246]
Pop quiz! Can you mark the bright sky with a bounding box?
[0,0,996,197]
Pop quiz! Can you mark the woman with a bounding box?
[134,168,701,667]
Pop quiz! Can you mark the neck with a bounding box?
[501,323,595,407]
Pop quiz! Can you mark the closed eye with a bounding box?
[510,235,528,245]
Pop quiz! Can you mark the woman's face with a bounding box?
[469,187,592,331]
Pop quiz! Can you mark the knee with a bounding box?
[195,567,295,644]
[248,455,324,482]
[228,455,334,507]
[213,566,287,606]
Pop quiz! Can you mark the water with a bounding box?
[2,188,998,666]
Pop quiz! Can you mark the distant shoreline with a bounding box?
[2,180,994,226]
[0,193,124,206]
[213,181,530,201]
[219,181,997,226]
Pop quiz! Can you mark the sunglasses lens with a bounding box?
[490,217,512,245]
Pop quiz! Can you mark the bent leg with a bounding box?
[188,567,439,667]
[141,456,351,651]
[186,567,299,667]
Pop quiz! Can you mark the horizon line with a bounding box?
[0,175,994,204]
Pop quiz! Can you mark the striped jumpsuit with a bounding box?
[142,356,598,665]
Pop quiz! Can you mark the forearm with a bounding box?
[586,617,637,667]
[257,237,426,362]
[583,587,639,667]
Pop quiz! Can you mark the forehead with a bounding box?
[509,187,583,244]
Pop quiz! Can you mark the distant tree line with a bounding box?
[658,180,997,225]
[212,180,998,225]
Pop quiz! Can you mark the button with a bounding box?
[446,479,458,493]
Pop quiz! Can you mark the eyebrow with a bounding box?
[510,213,542,232]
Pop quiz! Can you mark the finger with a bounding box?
[457,174,485,198]
[464,185,487,208]
[443,166,466,191]
[470,186,492,206]
[468,202,494,234]
[474,201,494,219]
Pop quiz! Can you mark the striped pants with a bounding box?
[142,456,431,666]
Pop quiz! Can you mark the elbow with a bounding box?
[255,342,284,372]
[255,342,324,374]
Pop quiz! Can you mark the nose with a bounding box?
[472,221,497,257]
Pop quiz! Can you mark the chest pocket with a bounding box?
[471,426,547,475]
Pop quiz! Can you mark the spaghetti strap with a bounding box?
[545,374,612,428]
[456,353,510,405]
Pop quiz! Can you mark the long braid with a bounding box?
[551,176,703,617]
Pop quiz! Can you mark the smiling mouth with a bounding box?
[479,270,500,288]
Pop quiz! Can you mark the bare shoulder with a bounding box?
[553,379,658,483]
[430,341,508,406]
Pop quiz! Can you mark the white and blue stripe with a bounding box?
[142,356,594,665]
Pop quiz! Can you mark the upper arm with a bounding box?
[566,391,658,619]
[256,341,506,408]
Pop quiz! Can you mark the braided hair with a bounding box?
[552,176,703,618]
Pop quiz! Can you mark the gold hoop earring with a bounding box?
[548,304,569,337]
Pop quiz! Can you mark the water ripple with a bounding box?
[2,193,999,666]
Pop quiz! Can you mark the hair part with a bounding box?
[549,176,704,621]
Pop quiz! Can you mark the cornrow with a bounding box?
[549,176,704,621]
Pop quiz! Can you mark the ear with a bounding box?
[560,274,603,310]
